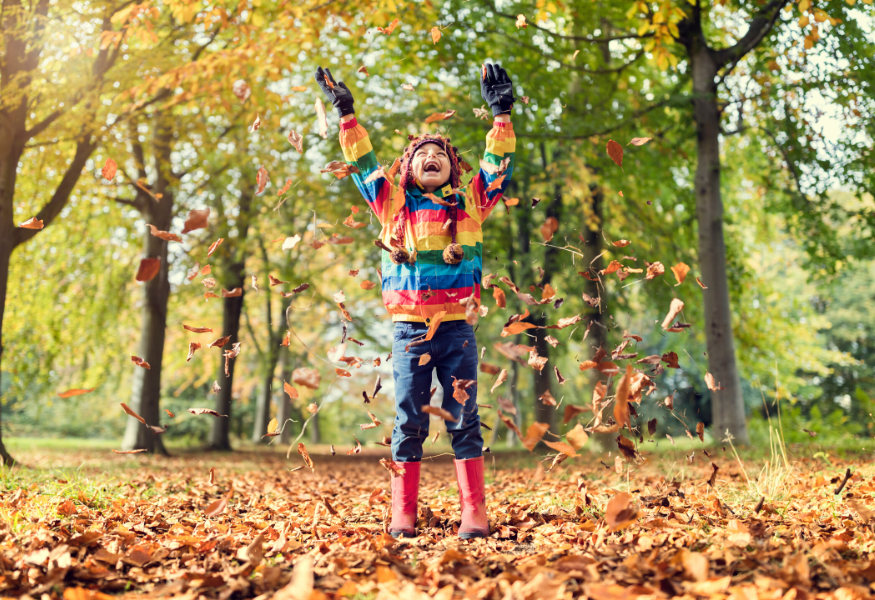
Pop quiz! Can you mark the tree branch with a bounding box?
[713,0,790,68]
[13,134,96,247]
[486,0,653,43]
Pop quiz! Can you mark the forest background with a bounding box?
[2,0,874,465]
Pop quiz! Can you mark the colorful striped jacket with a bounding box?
[339,117,516,323]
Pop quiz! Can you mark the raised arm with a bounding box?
[315,67,392,224]
[467,63,516,223]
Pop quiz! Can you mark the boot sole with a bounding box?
[389,530,416,538]
[459,531,488,539]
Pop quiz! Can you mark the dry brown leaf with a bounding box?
[606,140,624,168]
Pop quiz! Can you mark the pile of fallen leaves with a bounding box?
[3,446,875,600]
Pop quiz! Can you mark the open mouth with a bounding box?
[423,161,440,173]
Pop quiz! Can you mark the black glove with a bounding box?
[314,66,355,118]
[480,63,515,117]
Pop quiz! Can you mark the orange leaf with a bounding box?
[612,239,631,247]
[58,387,97,398]
[661,298,685,330]
[19,217,44,230]
[207,238,224,257]
[424,109,456,124]
[606,140,623,168]
[628,137,652,146]
[147,224,181,242]
[181,208,210,234]
[135,258,161,282]
[521,422,549,451]
[102,158,117,181]
[376,17,400,34]
[671,262,690,285]
[605,492,639,532]
[613,365,633,431]
[256,167,269,195]
[425,311,447,341]
[131,356,150,369]
[430,26,441,44]
[287,130,303,153]
[284,381,299,399]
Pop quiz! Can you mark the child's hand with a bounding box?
[314,66,356,118]
[480,63,515,117]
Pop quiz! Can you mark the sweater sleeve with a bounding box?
[338,117,392,225]
[466,121,516,224]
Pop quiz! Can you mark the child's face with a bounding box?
[411,142,451,192]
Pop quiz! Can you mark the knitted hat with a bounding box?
[388,134,472,266]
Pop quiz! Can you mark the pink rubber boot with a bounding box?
[454,457,489,539]
[389,461,420,538]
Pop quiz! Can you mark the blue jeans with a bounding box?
[391,320,483,462]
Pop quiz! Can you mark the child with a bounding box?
[315,63,516,538]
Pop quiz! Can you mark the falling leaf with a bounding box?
[293,367,321,389]
[422,405,458,422]
[183,324,212,333]
[671,262,690,285]
[19,217,44,230]
[696,276,708,289]
[401,83,414,91]
[424,109,456,124]
[661,298,685,330]
[707,463,719,487]
[628,137,652,146]
[222,288,242,298]
[186,342,202,362]
[424,311,447,341]
[696,422,705,441]
[540,216,559,241]
[521,422,550,451]
[256,167,269,195]
[120,402,147,425]
[207,238,224,258]
[135,258,161,282]
[419,353,432,366]
[357,65,369,76]
[58,387,97,398]
[320,161,360,179]
[250,114,261,132]
[473,105,490,120]
[705,373,725,391]
[430,26,441,44]
[606,140,624,168]
[147,224,181,242]
[376,18,400,34]
[515,14,527,28]
[605,492,640,532]
[283,381,299,400]
[566,424,589,450]
[232,79,250,102]
[485,174,506,193]
[360,280,377,290]
[131,356,150,369]
[497,409,522,438]
[613,365,633,431]
[645,261,665,279]
[572,49,580,60]
[489,369,509,395]
[181,208,210,234]
[298,443,315,472]
[209,335,231,348]
[281,235,301,251]
[315,99,328,139]
[290,85,307,92]
[101,158,117,181]
[204,496,228,517]
[287,129,304,153]
[612,239,631,248]
[188,408,228,417]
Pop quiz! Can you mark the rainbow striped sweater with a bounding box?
[339,117,516,323]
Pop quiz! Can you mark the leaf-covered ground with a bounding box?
[3,443,875,600]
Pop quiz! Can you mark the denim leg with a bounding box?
[434,322,483,460]
[391,323,434,462]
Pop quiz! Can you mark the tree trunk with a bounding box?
[583,183,613,451]
[0,243,15,465]
[532,178,563,441]
[690,45,749,444]
[252,374,273,443]
[209,290,245,450]
[122,123,174,455]
[278,353,293,444]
